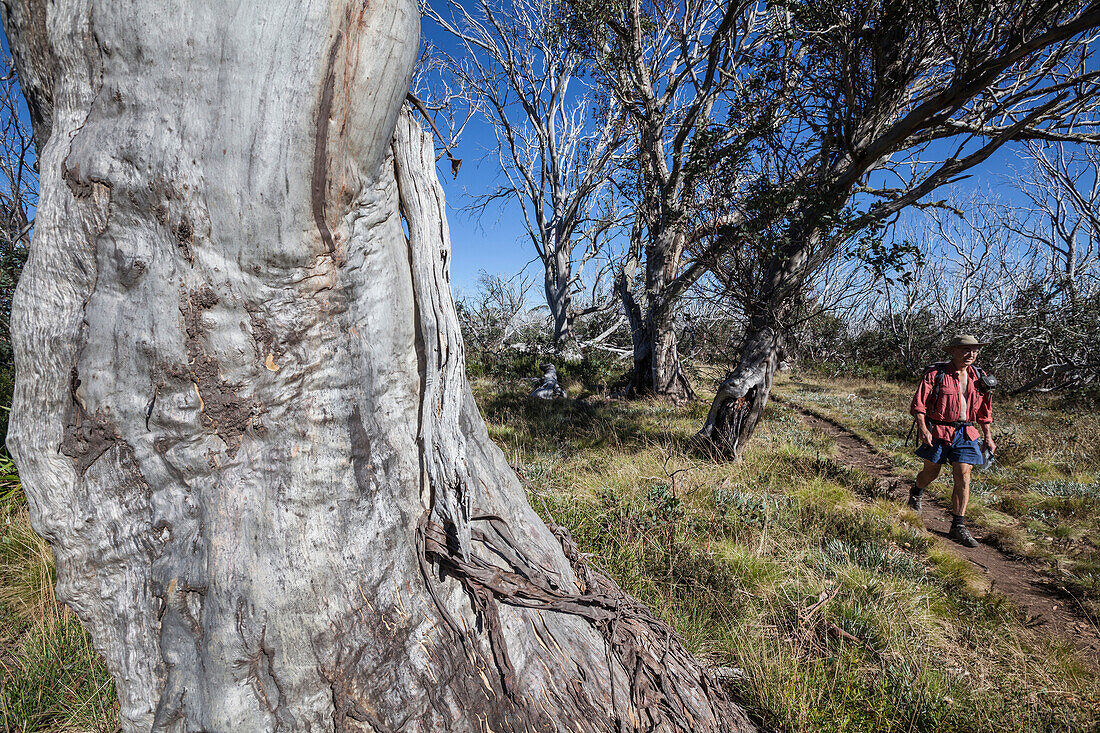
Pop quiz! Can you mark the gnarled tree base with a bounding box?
[697,332,780,458]
[4,1,755,729]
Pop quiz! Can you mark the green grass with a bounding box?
[3,372,1100,731]
[478,375,1100,732]
[0,610,118,733]
[0,454,119,733]
[774,372,1100,623]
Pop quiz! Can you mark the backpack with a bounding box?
[906,363,995,445]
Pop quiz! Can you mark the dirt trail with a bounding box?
[787,402,1100,663]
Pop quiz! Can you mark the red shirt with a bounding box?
[910,363,992,442]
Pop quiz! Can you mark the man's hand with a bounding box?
[980,423,995,454]
[920,429,934,447]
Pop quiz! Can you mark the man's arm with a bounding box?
[976,384,994,452]
[979,422,996,453]
[915,412,934,447]
[911,369,935,446]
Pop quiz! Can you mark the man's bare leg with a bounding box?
[948,461,978,546]
[909,460,942,511]
[916,460,942,491]
[951,461,971,516]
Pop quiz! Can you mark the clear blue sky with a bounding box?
[418,13,545,298]
[431,146,535,298]
[0,14,1080,298]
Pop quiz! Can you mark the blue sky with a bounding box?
[0,13,1088,298]
[432,152,535,297]
[418,11,556,298]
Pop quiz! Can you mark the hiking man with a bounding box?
[908,335,996,547]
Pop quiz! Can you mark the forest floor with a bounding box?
[481,367,1100,732]
[779,397,1100,662]
[2,369,1100,731]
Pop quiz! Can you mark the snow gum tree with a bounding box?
[696,0,1100,456]
[2,0,753,730]
[426,0,628,354]
[558,0,759,400]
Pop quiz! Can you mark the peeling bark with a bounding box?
[621,313,696,402]
[4,1,753,731]
[620,228,695,402]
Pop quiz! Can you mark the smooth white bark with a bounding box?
[4,2,753,730]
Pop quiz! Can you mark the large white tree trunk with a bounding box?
[3,1,753,730]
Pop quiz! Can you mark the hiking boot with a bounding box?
[907,490,922,512]
[949,523,979,548]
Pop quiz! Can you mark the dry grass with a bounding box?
[0,455,119,733]
[774,371,1100,622]
[479,375,1100,732]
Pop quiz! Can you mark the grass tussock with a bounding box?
[479,375,1100,732]
[0,454,119,733]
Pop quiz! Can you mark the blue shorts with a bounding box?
[916,426,984,465]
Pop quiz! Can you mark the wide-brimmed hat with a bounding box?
[944,334,989,350]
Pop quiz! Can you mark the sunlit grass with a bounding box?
[2,371,1098,731]
[776,371,1100,622]
[476,375,1100,732]
[0,455,119,733]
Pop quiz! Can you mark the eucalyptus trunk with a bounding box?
[697,217,822,457]
[622,227,694,400]
[3,1,753,730]
[623,311,696,401]
[543,236,576,352]
[698,324,780,457]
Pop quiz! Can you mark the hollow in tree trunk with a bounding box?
[697,324,781,458]
[3,1,754,730]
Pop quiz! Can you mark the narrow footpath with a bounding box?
[787,402,1100,664]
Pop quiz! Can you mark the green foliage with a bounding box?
[790,285,1100,395]
[0,366,14,452]
[550,0,643,72]
[1030,478,1100,500]
[466,347,627,389]
[0,451,19,507]
[852,235,924,288]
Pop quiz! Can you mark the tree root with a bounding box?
[418,516,755,731]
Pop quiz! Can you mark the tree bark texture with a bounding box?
[622,314,695,402]
[697,325,780,458]
[698,216,823,457]
[3,1,753,730]
[620,229,694,402]
[696,232,807,457]
[542,238,575,351]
